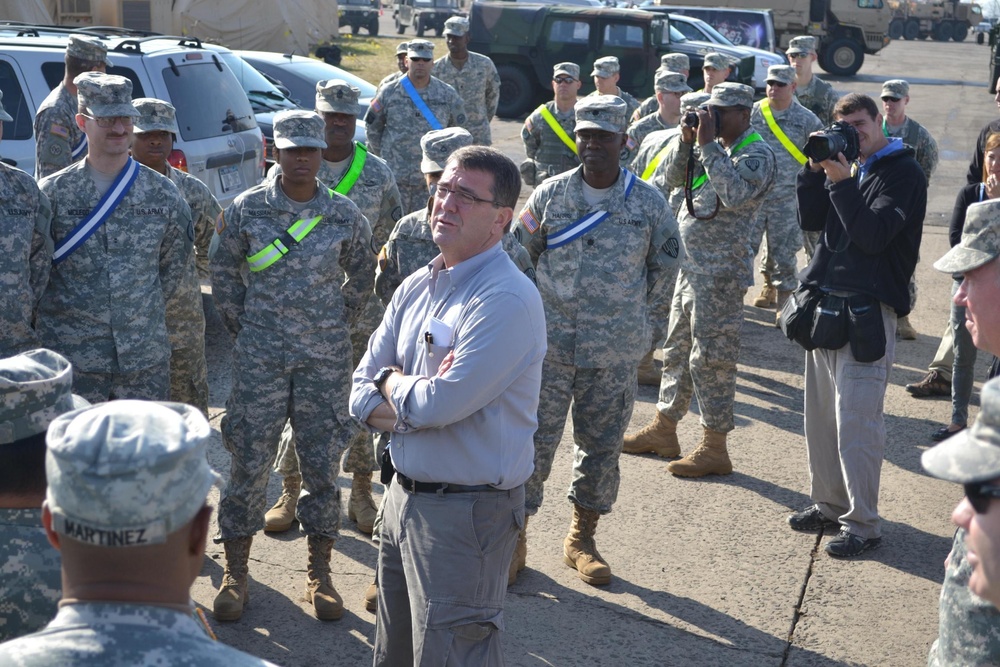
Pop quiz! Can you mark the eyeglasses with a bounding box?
[434,183,501,208]
[553,76,577,84]
[408,57,431,62]
[81,114,134,128]
[881,96,901,103]
[965,482,1000,514]
[767,81,789,87]
[787,53,810,59]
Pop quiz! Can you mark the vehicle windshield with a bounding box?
[161,61,257,140]
[217,52,296,113]
[685,18,734,46]
[669,24,687,43]
[415,0,457,7]
[343,0,374,5]
[254,58,376,106]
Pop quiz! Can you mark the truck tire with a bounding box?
[395,16,405,34]
[979,32,986,45]
[934,21,953,41]
[351,23,361,35]
[904,19,920,40]
[435,22,444,36]
[953,22,969,41]
[496,64,536,118]
[369,16,380,36]
[888,18,904,40]
[819,38,864,76]
[416,17,426,36]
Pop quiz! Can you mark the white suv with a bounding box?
[0,25,264,207]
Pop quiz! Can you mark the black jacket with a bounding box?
[796,146,926,317]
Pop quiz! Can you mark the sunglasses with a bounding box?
[965,482,1000,514]
[787,53,811,59]
[553,76,577,84]
[408,57,431,62]
[881,96,901,102]
[767,81,789,87]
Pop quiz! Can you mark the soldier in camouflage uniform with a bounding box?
[624,70,690,169]
[701,53,733,94]
[0,349,87,642]
[365,39,468,213]
[37,73,193,405]
[749,66,823,316]
[589,57,640,121]
[1,91,53,357]
[265,79,402,537]
[33,36,109,180]
[881,79,939,340]
[211,110,374,623]
[376,42,408,92]
[0,400,278,666]
[787,36,838,126]
[432,17,500,146]
[520,62,582,186]
[632,53,690,123]
[512,96,682,586]
[625,83,775,478]
[130,98,219,417]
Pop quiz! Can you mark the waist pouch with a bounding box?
[779,285,821,351]
[847,294,886,362]
[810,293,849,350]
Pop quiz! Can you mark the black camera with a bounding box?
[683,105,721,132]
[803,121,860,163]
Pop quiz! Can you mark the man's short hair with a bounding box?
[447,145,521,210]
[833,93,878,121]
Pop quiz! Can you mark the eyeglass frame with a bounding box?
[766,80,789,87]
[787,52,812,59]
[553,76,577,84]
[965,482,1000,514]
[408,57,432,62]
[434,182,503,208]
[80,113,134,128]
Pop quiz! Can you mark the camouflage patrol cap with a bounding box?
[923,377,1000,484]
[407,39,435,59]
[443,16,470,36]
[591,56,621,78]
[702,53,732,71]
[132,98,179,134]
[881,79,909,99]
[396,41,409,55]
[680,91,711,111]
[0,89,12,122]
[66,35,110,66]
[575,95,627,134]
[787,36,817,55]
[660,53,690,72]
[933,199,1000,274]
[420,127,473,173]
[74,72,140,119]
[316,79,360,115]
[45,401,221,547]
[0,349,87,445]
[708,82,754,109]
[273,109,327,149]
[765,65,796,86]
[553,62,580,80]
[655,70,692,94]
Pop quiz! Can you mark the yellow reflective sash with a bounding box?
[760,99,807,165]
[246,189,335,272]
[538,105,578,155]
[642,145,670,181]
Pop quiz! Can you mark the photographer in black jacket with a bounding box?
[787,93,926,558]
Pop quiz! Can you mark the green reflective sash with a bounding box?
[688,132,761,191]
[246,189,335,272]
[760,100,807,165]
[538,105,578,155]
[334,143,368,195]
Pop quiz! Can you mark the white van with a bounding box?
[0,25,264,207]
[643,4,779,54]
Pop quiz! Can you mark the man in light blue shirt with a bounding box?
[351,145,546,666]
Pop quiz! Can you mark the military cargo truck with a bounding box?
[467,1,756,118]
[654,0,891,76]
[888,0,981,41]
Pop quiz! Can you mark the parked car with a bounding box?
[666,13,786,91]
[235,51,373,145]
[0,24,264,206]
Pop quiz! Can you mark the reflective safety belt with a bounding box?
[538,105,578,155]
[760,100,807,165]
[400,76,443,131]
[334,143,368,195]
[246,189,334,272]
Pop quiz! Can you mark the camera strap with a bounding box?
[684,143,719,220]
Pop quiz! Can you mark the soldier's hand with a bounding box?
[695,107,716,146]
[819,153,852,184]
[680,123,696,145]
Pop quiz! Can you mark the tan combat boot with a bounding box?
[305,535,344,621]
[897,315,917,340]
[213,536,252,621]
[364,578,377,613]
[508,516,529,585]
[667,427,733,477]
[753,280,777,308]
[563,504,611,586]
[637,349,661,386]
[622,411,680,457]
[264,473,300,532]
[348,472,378,535]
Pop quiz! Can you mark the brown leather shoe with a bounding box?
[905,370,951,398]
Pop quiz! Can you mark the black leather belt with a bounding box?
[396,473,497,495]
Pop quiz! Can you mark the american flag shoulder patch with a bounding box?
[49,123,69,139]
[626,136,637,150]
[519,207,539,234]
[371,98,382,113]
[525,117,533,132]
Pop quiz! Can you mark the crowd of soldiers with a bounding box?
[0,18,959,664]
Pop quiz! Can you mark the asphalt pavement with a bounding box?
[190,37,996,666]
